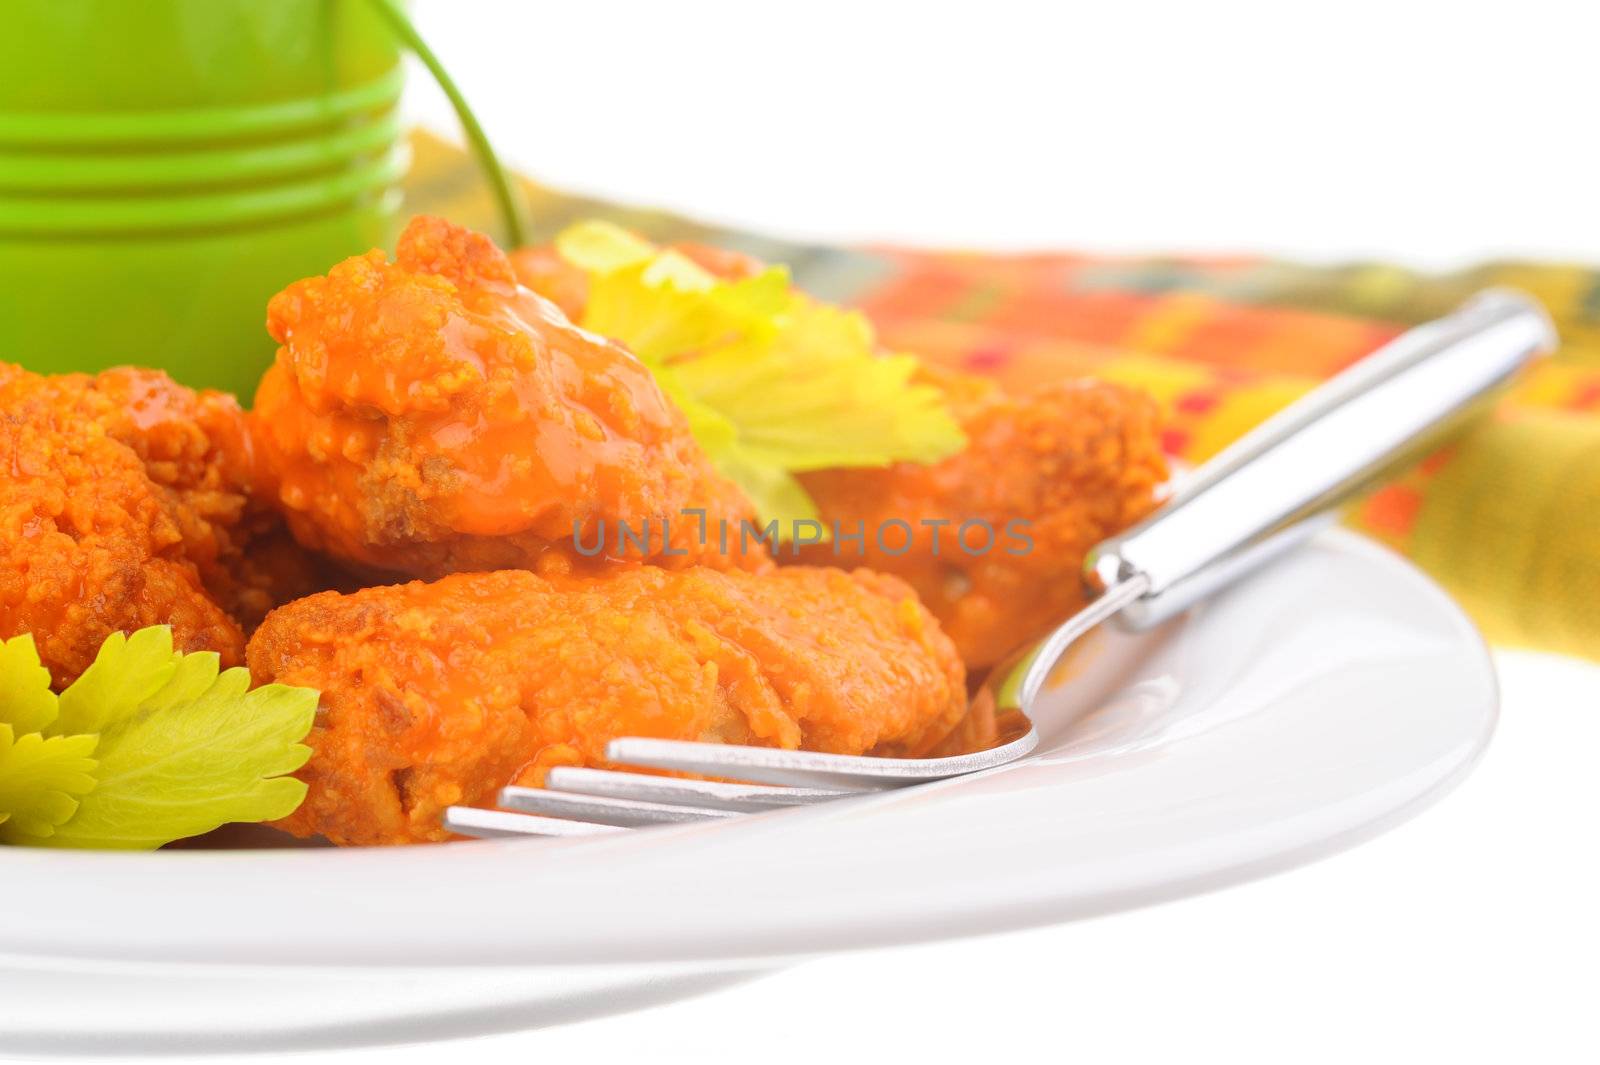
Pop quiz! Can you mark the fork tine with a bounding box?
[443,806,626,839]
[499,785,740,827]
[605,726,1039,790]
[544,766,853,812]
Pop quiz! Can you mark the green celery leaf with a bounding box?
[40,660,318,850]
[53,626,182,737]
[0,724,98,842]
[0,633,59,734]
[138,650,225,716]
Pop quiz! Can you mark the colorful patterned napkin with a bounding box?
[407,131,1600,661]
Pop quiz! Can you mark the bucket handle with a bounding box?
[365,0,530,247]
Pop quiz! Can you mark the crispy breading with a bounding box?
[514,243,1171,670]
[795,372,1168,669]
[252,216,764,580]
[247,563,966,845]
[0,364,323,686]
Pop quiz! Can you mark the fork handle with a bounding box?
[1084,288,1556,630]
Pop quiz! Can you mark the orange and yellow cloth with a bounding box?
[409,131,1600,662]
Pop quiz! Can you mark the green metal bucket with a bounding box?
[0,0,525,400]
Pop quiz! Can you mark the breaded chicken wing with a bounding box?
[247,562,966,845]
[513,242,1170,669]
[252,216,764,580]
[795,371,1168,670]
[0,364,323,686]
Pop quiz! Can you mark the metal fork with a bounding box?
[445,290,1554,839]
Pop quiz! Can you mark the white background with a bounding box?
[409,0,1598,268]
[19,2,1599,1062]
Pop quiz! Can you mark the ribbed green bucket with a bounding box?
[0,0,526,400]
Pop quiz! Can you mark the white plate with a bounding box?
[0,529,1496,1053]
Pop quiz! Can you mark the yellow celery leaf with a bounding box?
[695,265,793,332]
[554,219,659,274]
[0,724,98,842]
[653,362,739,456]
[584,259,788,365]
[0,633,59,735]
[715,446,823,533]
[552,222,967,529]
[582,260,723,364]
[673,303,965,472]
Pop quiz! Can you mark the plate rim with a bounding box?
[0,528,1497,970]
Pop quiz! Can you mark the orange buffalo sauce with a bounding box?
[250,215,763,579]
[249,564,966,845]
